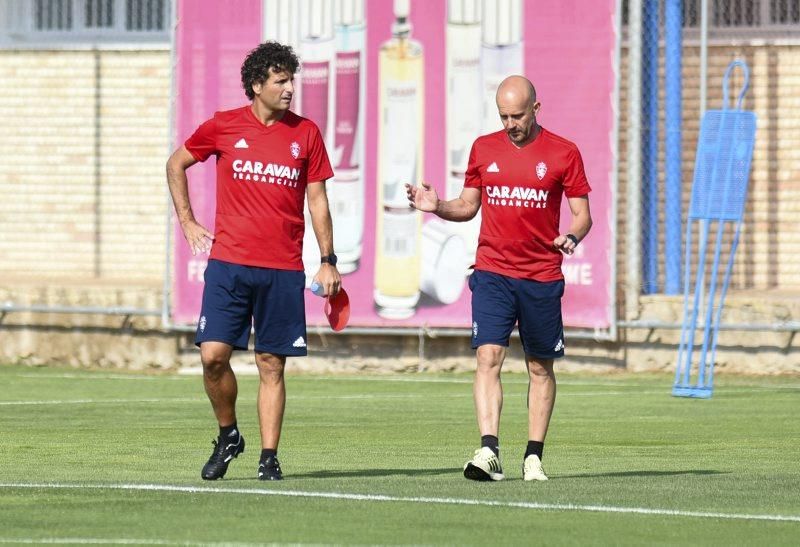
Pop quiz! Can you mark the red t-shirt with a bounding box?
[464,127,591,282]
[185,106,333,270]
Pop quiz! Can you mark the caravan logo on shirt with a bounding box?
[485,185,549,209]
[231,159,301,188]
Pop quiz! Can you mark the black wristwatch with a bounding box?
[321,253,338,267]
[566,234,579,246]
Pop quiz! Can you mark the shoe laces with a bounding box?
[474,448,499,465]
[524,455,544,473]
[209,439,224,458]
[209,437,236,460]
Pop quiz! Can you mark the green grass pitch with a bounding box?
[0,364,798,545]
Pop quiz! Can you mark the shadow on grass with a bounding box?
[297,467,463,479]
[555,469,727,479]
[220,469,725,481]
[222,467,462,481]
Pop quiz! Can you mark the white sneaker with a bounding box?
[463,447,505,481]
[523,454,549,481]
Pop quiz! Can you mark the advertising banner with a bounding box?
[173,0,618,330]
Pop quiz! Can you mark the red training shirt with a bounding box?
[185,106,333,270]
[464,127,591,282]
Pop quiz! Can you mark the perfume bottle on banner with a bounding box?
[480,0,523,135]
[262,0,301,90]
[299,0,336,144]
[446,0,482,264]
[262,0,301,45]
[446,0,481,200]
[374,0,424,319]
[298,0,337,284]
[327,0,366,274]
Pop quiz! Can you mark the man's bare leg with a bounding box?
[199,341,244,480]
[200,341,237,426]
[527,356,556,442]
[255,352,286,450]
[255,352,286,480]
[463,344,507,481]
[523,356,556,481]
[474,344,506,437]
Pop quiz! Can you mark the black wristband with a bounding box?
[566,234,579,246]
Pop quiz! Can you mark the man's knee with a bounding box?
[201,346,232,380]
[476,345,505,372]
[527,357,555,379]
[255,353,285,383]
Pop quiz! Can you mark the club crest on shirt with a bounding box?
[290,141,301,159]
[536,161,547,180]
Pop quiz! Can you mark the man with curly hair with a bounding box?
[166,41,340,481]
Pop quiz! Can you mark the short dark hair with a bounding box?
[241,41,300,100]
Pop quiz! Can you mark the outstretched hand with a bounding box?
[405,181,439,213]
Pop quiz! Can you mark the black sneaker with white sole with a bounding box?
[201,433,244,480]
[258,455,283,481]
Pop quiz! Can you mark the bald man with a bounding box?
[407,75,592,482]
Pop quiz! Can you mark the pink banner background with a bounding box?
[173,0,617,330]
[173,1,262,323]
[527,0,617,328]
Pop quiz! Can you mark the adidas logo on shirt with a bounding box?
[487,162,500,173]
[292,336,306,348]
[234,138,249,149]
[554,339,564,352]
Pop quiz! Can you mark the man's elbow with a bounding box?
[167,148,195,175]
[166,154,182,177]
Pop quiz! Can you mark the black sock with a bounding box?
[219,422,239,439]
[525,440,544,461]
[260,448,277,461]
[481,435,499,457]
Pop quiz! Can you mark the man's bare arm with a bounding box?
[166,146,213,255]
[553,195,592,255]
[307,181,341,295]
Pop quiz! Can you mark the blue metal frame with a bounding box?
[673,61,756,399]
[664,0,683,295]
[642,0,659,294]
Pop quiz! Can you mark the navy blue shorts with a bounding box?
[469,269,565,359]
[195,259,308,356]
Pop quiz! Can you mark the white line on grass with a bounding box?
[1,483,798,523]
[0,394,454,406]
[0,398,204,406]
[13,372,649,388]
[0,539,180,545]
[15,373,190,381]
[0,539,269,546]
[311,376,660,386]
[1,387,792,408]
